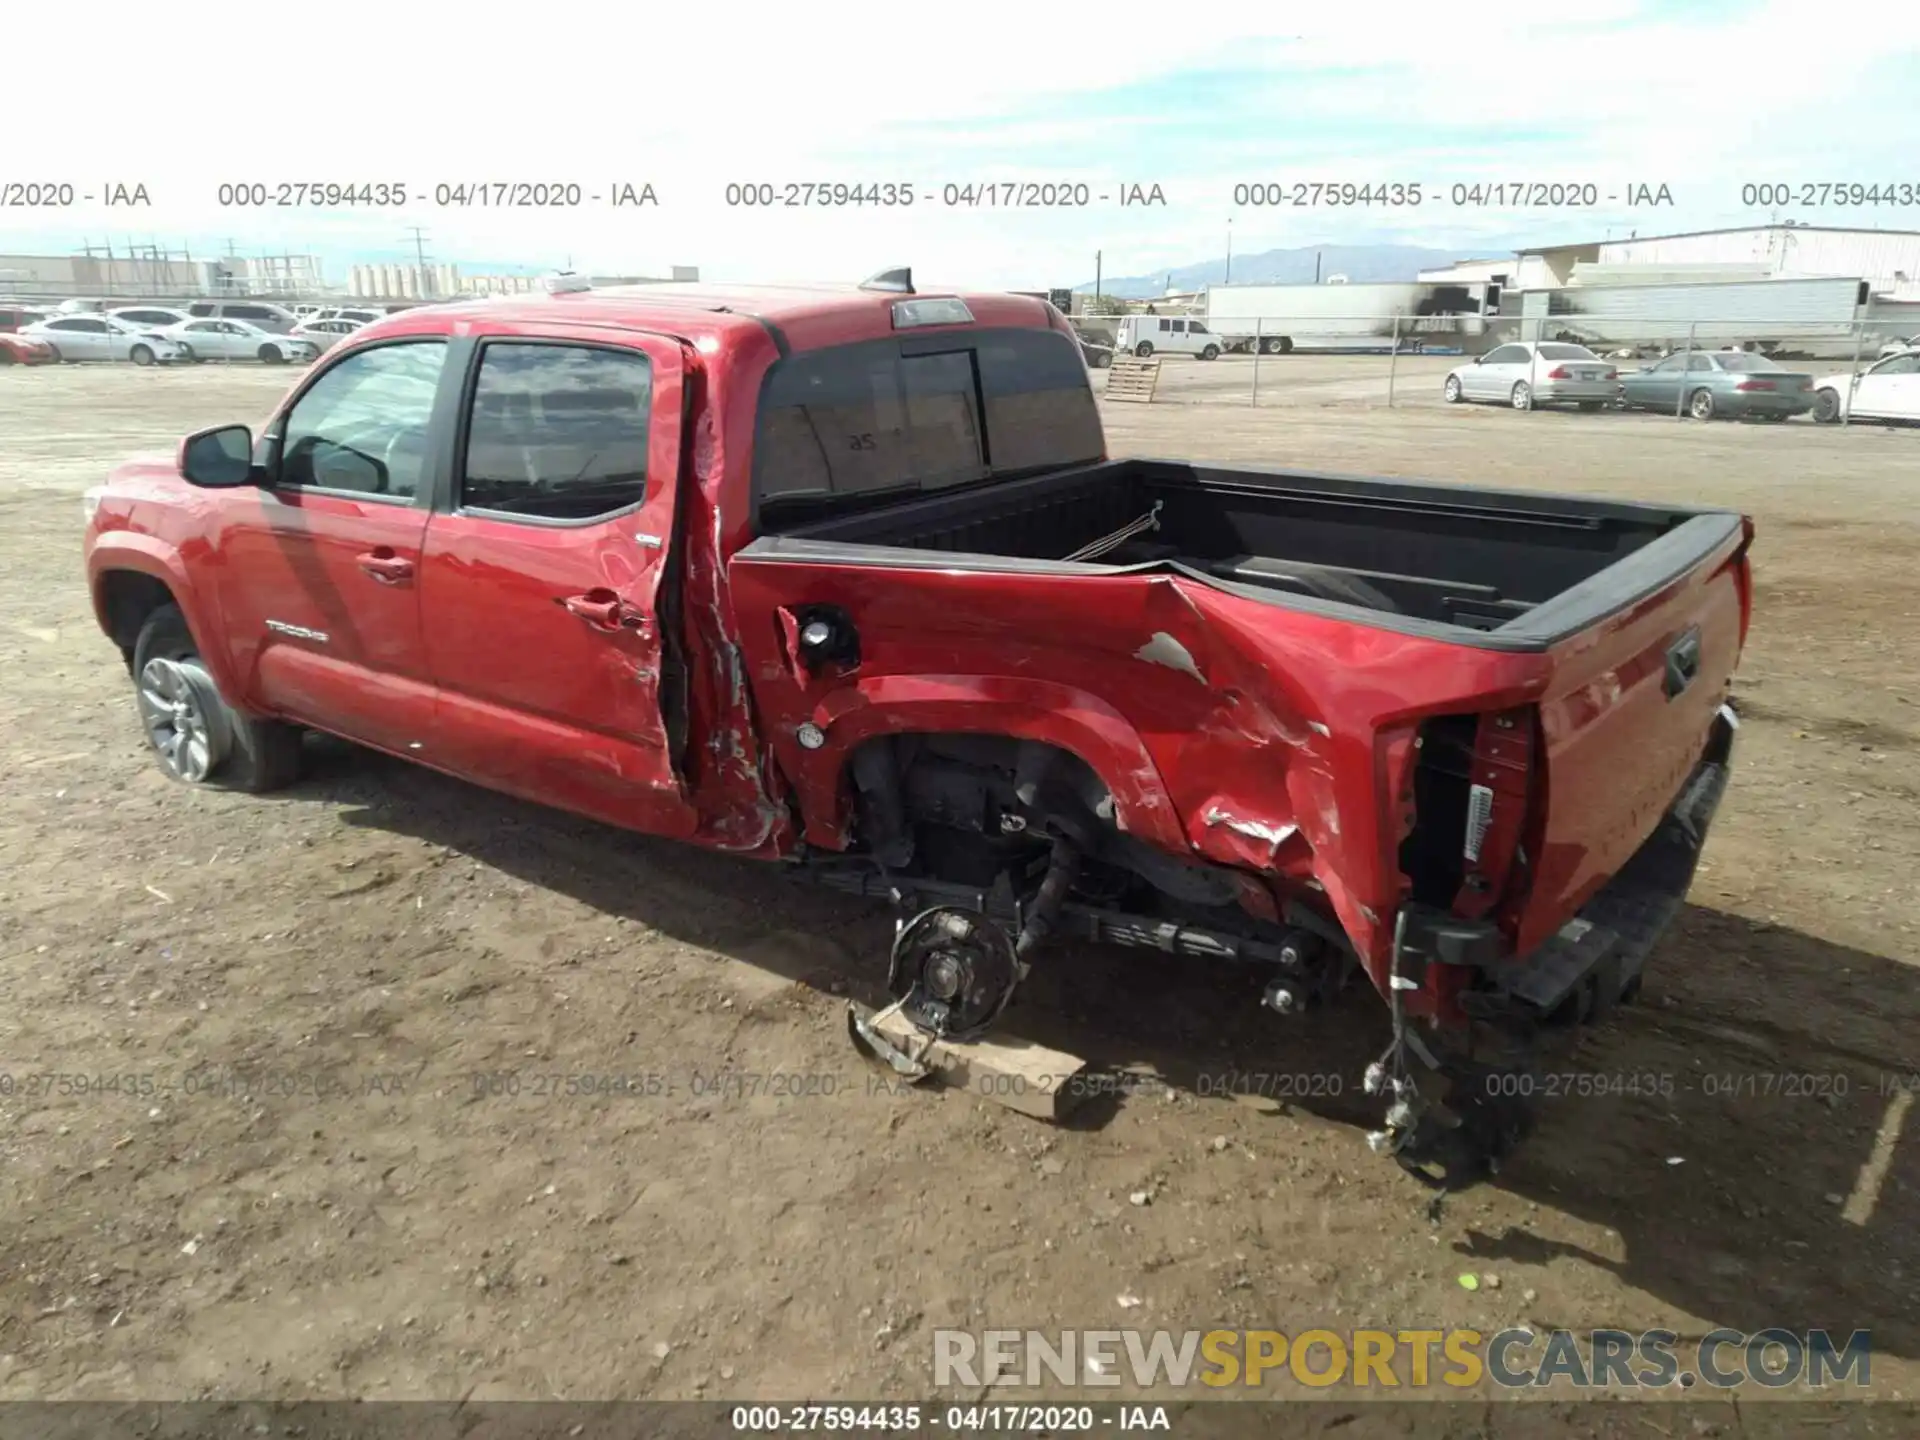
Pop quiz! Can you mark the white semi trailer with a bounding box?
[1203,281,1493,354]
[1502,277,1917,359]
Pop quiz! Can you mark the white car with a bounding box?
[1810,351,1920,424]
[289,317,366,353]
[21,315,188,365]
[1876,335,1920,360]
[163,317,319,364]
[109,305,195,331]
[1444,341,1619,411]
[307,305,387,326]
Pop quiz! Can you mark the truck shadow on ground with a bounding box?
[307,740,1919,1360]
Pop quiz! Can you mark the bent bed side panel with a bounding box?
[725,549,1555,975]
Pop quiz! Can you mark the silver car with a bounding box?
[21,315,189,364]
[289,317,366,353]
[164,317,318,364]
[1444,341,1620,411]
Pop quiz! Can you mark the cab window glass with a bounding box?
[279,341,448,500]
[459,343,653,520]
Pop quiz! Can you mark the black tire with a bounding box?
[258,344,283,364]
[1133,341,1154,358]
[0,350,12,366]
[1511,381,1533,411]
[1261,337,1286,355]
[1813,388,1842,424]
[1442,375,1464,404]
[1094,352,1111,368]
[129,343,155,367]
[132,605,304,792]
[1578,400,1603,412]
[1200,344,1219,361]
[1688,388,1715,421]
[45,344,63,362]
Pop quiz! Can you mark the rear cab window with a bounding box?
[457,342,653,522]
[753,326,1102,532]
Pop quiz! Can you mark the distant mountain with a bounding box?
[1082,244,1472,298]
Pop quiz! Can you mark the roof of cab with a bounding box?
[397,282,1062,355]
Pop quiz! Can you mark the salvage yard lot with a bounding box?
[1,364,1916,1413]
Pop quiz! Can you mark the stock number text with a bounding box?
[1741,182,1917,208]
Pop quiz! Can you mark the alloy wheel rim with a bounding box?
[137,657,223,782]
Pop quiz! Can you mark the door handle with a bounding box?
[356,549,414,583]
[1664,626,1702,699]
[558,589,649,633]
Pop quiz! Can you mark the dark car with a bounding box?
[1617,349,1816,421]
[1078,336,1114,369]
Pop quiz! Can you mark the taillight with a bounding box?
[1545,366,1572,380]
[1604,369,1618,381]
[1735,380,1776,391]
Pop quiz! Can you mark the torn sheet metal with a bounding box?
[847,1000,935,1082]
[1133,631,1206,684]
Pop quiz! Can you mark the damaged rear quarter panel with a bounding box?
[724,554,1553,981]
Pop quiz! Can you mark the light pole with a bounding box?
[1225,219,1233,285]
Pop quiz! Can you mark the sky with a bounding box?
[4,0,1918,288]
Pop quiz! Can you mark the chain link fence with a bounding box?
[1083,312,1920,425]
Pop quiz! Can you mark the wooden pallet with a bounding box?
[1103,355,1161,403]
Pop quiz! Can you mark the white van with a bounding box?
[1114,314,1223,360]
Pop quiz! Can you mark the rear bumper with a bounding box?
[1405,701,1739,1019]
[1725,392,1813,416]
[1534,379,1618,404]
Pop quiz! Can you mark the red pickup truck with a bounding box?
[83,270,1751,1187]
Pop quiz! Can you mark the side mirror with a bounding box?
[179,424,257,488]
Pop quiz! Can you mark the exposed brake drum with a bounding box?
[887,906,1022,1041]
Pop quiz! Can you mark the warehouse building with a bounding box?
[1511,224,1920,296]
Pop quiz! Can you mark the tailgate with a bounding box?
[1512,513,1752,956]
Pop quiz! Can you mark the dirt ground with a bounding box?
[1,361,1916,1423]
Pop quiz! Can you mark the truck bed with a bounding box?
[747,459,1745,649]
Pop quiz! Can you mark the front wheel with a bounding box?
[1443,375,1464,404]
[132,605,304,792]
[44,344,63,363]
[1200,344,1219,361]
[1510,381,1533,411]
[1813,388,1842,424]
[1133,341,1154,358]
[258,344,283,364]
[129,344,155,367]
[1688,388,1716,421]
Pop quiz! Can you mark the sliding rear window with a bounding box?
[753,327,1103,522]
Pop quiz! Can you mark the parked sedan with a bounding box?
[1877,335,1920,359]
[163,318,319,364]
[20,315,188,365]
[1616,350,1816,421]
[1443,341,1619,410]
[1810,351,1920,424]
[0,331,59,365]
[289,317,365,353]
[109,305,195,331]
